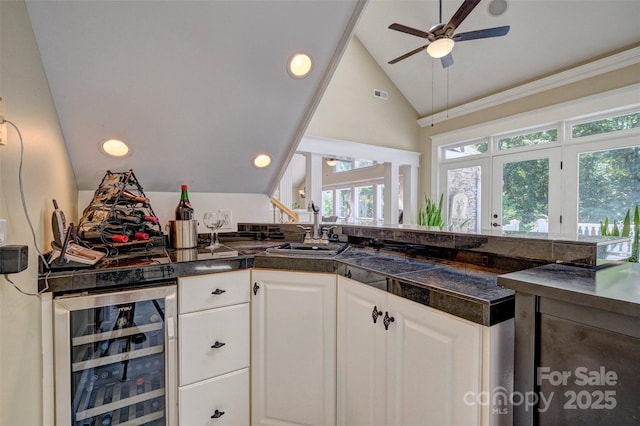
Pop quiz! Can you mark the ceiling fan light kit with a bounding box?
[388,0,510,68]
[426,38,455,58]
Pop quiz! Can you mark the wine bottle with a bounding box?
[121,190,149,204]
[175,185,194,220]
[80,230,129,243]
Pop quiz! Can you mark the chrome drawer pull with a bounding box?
[211,341,226,349]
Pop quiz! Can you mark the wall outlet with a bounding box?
[0,219,6,246]
[219,209,233,230]
[0,97,7,146]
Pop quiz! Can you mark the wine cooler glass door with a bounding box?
[54,285,177,426]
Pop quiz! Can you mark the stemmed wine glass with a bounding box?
[203,211,225,250]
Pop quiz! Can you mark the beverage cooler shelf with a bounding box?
[75,377,165,424]
[73,345,164,372]
[72,322,163,346]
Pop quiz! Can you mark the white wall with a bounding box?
[0,1,78,425]
[306,36,420,153]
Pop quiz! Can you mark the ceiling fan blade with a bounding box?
[388,44,430,64]
[453,25,510,42]
[440,53,454,68]
[443,0,481,36]
[388,23,432,39]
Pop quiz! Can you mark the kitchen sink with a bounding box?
[265,242,348,256]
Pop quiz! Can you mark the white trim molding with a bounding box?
[418,46,640,127]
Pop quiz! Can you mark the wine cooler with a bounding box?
[53,284,177,426]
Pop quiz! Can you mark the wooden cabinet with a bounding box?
[178,269,250,425]
[251,269,336,426]
[337,276,482,426]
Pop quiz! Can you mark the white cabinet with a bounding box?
[337,276,482,426]
[178,269,250,425]
[251,269,336,426]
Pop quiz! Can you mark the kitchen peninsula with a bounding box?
[39,224,632,426]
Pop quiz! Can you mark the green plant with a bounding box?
[599,204,639,262]
[418,193,444,228]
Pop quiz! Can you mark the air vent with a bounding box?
[373,89,388,100]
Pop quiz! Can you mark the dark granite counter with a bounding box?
[498,262,640,317]
[40,241,516,326]
[254,247,514,326]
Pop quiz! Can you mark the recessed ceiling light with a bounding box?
[288,53,312,78]
[99,138,131,158]
[253,154,271,168]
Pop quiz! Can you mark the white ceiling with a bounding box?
[25,0,365,193]
[24,0,640,195]
[356,0,640,116]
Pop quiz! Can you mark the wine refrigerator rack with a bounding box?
[77,169,163,253]
[70,297,168,426]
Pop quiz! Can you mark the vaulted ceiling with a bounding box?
[24,0,640,195]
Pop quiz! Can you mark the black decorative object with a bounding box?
[77,170,163,255]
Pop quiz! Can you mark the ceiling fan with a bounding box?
[388,0,510,68]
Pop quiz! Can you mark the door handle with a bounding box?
[253,282,260,295]
[371,306,383,324]
[383,312,395,330]
[211,409,225,419]
[492,222,501,227]
[211,288,226,295]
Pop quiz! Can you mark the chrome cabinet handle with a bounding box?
[371,306,383,324]
[211,341,226,349]
[211,409,225,419]
[383,312,395,330]
[211,288,226,295]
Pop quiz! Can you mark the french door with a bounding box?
[491,147,562,234]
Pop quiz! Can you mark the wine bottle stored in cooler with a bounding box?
[175,185,194,220]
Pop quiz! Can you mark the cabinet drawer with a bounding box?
[179,368,249,426]
[179,269,249,313]
[179,304,249,385]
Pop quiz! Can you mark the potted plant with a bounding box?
[417,193,445,228]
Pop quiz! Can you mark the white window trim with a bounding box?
[431,83,640,234]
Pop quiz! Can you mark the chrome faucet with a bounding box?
[310,201,320,241]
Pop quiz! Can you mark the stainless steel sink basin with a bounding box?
[265,242,348,256]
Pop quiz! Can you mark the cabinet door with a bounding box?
[179,368,249,425]
[386,294,482,426]
[336,277,387,426]
[251,269,336,426]
[179,303,250,386]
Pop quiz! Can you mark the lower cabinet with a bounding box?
[178,270,251,425]
[179,368,250,425]
[251,269,337,426]
[337,276,483,426]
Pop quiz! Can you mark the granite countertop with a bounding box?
[40,241,515,326]
[498,262,640,318]
[254,247,515,326]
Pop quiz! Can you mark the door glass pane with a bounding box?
[447,166,481,231]
[337,188,352,220]
[355,186,373,221]
[321,190,333,216]
[502,158,549,232]
[377,185,384,222]
[578,145,640,236]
